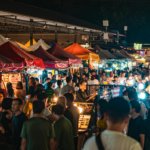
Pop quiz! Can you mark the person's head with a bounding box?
[110,72,113,77]
[82,73,86,79]
[37,92,48,104]
[0,91,5,104]
[97,100,108,118]
[32,90,43,101]
[57,80,62,88]
[47,82,53,89]
[33,100,45,116]
[64,93,74,106]
[66,77,72,85]
[114,75,118,81]
[48,72,53,79]
[37,84,45,90]
[102,72,106,76]
[2,98,13,110]
[128,90,138,101]
[63,73,67,77]
[57,96,67,110]
[79,80,87,91]
[92,71,96,76]
[16,81,23,89]
[121,71,125,78]
[29,77,36,87]
[106,97,130,131]
[12,98,23,113]
[130,100,141,116]
[129,72,132,77]
[35,77,39,85]
[45,78,50,83]
[52,104,64,120]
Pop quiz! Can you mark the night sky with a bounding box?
[13,0,150,44]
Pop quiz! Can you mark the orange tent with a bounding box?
[64,43,100,63]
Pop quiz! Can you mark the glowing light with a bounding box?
[146,77,148,81]
[139,92,146,99]
[38,70,42,75]
[78,107,83,113]
[74,103,77,107]
[138,83,144,90]
[54,97,57,102]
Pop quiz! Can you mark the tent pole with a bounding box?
[30,19,33,46]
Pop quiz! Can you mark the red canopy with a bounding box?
[0,42,45,69]
[47,43,82,64]
[0,54,25,71]
[32,46,68,68]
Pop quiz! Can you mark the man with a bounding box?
[76,80,95,102]
[64,93,79,150]
[107,72,114,83]
[57,96,73,125]
[12,98,28,150]
[48,72,53,80]
[83,97,142,150]
[128,100,146,149]
[100,72,107,83]
[118,71,126,85]
[61,77,74,95]
[35,78,39,86]
[30,93,54,122]
[43,78,50,90]
[128,90,146,119]
[21,101,55,150]
[52,104,74,150]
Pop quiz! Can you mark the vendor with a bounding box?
[107,72,114,83]
[76,80,96,102]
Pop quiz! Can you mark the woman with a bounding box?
[0,98,13,143]
[45,82,55,102]
[6,82,14,99]
[14,81,26,104]
[55,80,62,97]
[95,100,108,134]
[27,77,36,102]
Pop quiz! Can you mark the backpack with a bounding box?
[95,133,105,150]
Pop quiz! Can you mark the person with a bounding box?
[52,104,74,150]
[30,92,53,121]
[12,98,28,150]
[118,71,126,85]
[45,82,55,102]
[57,96,73,125]
[37,84,45,91]
[107,72,114,83]
[23,89,43,119]
[99,72,107,83]
[48,72,53,80]
[128,90,146,119]
[109,75,119,85]
[61,77,74,95]
[0,143,13,150]
[55,80,62,97]
[64,93,79,150]
[0,91,5,108]
[83,97,142,150]
[14,82,26,104]
[0,98,13,143]
[94,100,108,134]
[21,101,55,150]
[76,80,95,102]
[43,78,50,90]
[128,100,145,149]
[35,78,39,86]
[27,77,37,102]
[6,82,14,99]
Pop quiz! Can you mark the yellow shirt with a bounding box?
[23,101,33,119]
[96,118,107,134]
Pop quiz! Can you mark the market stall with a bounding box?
[0,35,8,45]
[25,39,36,47]
[29,39,50,50]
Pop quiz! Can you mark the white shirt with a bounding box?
[107,77,114,83]
[118,77,126,84]
[139,101,147,119]
[30,107,51,118]
[83,130,142,150]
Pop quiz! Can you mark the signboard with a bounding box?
[134,43,142,50]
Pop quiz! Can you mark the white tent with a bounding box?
[0,35,8,45]
[29,39,51,50]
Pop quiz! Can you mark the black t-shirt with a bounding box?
[64,109,73,126]
[76,89,89,102]
[128,116,146,142]
[29,86,35,98]
[12,112,28,149]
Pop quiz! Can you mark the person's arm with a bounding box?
[21,138,27,150]
[54,141,59,150]
[50,138,54,150]
[140,134,145,149]
[76,91,89,102]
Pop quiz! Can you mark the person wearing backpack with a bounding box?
[83,97,142,150]
[128,100,146,149]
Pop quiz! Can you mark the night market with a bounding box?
[0,1,150,150]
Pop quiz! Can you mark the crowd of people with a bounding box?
[0,66,150,150]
